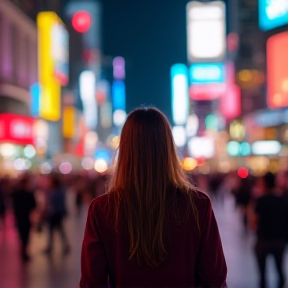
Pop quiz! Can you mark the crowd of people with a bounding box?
[0,170,109,262]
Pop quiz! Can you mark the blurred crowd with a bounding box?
[0,170,110,262]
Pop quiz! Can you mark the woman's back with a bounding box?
[81,188,227,288]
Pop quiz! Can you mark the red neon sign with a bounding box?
[220,84,241,119]
[189,83,226,100]
[72,11,92,33]
[0,114,35,145]
[267,32,288,109]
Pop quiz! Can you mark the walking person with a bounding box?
[11,175,37,261]
[80,107,227,288]
[43,173,70,255]
[251,172,288,288]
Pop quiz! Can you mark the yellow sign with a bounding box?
[37,12,64,121]
[62,107,75,138]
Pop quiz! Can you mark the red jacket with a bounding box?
[80,190,227,288]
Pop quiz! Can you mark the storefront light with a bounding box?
[113,110,126,127]
[24,145,36,158]
[14,158,26,170]
[0,143,16,158]
[239,142,251,156]
[182,157,198,171]
[252,140,282,155]
[40,162,52,174]
[81,157,94,170]
[59,162,72,174]
[227,141,239,157]
[172,126,186,147]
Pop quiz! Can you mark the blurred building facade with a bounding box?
[0,0,37,116]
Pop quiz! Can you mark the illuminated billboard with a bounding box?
[187,136,215,158]
[252,140,282,155]
[0,114,35,145]
[62,107,75,138]
[189,63,225,84]
[220,84,241,119]
[259,0,288,31]
[171,64,189,125]
[186,1,226,62]
[37,12,68,121]
[79,71,97,130]
[267,32,288,109]
[189,83,225,100]
[52,23,69,85]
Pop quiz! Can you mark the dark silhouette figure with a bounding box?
[44,173,70,255]
[253,172,288,288]
[11,176,36,261]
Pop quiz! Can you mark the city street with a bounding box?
[0,192,287,288]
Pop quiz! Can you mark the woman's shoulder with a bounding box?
[189,189,211,205]
[90,193,109,209]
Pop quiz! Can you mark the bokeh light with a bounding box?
[59,162,72,174]
[237,167,249,179]
[94,159,108,173]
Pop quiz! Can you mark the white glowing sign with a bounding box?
[187,1,226,62]
[79,71,97,130]
[172,126,186,147]
[188,137,215,158]
[171,64,189,125]
[252,140,282,155]
[113,109,127,127]
[186,114,199,137]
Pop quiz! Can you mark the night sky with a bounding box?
[101,0,190,123]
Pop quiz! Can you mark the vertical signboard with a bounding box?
[37,12,69,121]
[187,1,226,63]
[220,62,241,119]
[171,64,189,125]
[79,71,97,130]
[267,31,288,109]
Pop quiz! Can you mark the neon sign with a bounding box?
[259,0,288,31]
[189,63,225,84]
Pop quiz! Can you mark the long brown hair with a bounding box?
[108,107,199,267]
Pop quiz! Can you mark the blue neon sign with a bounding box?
[30,83,41,117]
[259,0,288,31]
[189,63,225,84]
[112,80,126,111]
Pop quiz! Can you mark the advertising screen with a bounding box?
[187,1,226,62]
[187,136,215,158]
[259,0,288,31]
[267,31,288,109]
[220,84,241,119]
[37,12,66,121]
[0,114,35,145]
[52,23,69,86]
[189,63,225,84]
[112,81,126,111]
[189,83,225,100]
[79,71,97,130]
